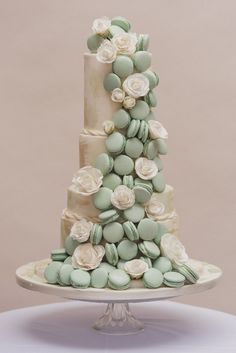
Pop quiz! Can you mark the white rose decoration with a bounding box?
[135,157,158,180]
[72,243,105,270]
[124,259,149,279]
[92,16,111,36]
[111,185,135,210]
[72,166,103,196]
[111,88,125,103]
[103,120,115,135]
[69,219,93,243]
[145,193,166,220]
[96,39,117,63]
[111,33,138,55]
[123,96,136,109]
[123,73,149,98]
[148,120,168,140]
[160,234,189,265]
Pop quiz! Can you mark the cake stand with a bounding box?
[16,258,222,335]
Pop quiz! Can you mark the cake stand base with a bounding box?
[93,303,144,335]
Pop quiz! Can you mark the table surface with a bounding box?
[0,301,235,353]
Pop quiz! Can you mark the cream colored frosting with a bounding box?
[84,53,118,130]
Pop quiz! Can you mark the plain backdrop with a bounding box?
[0,0,235,314]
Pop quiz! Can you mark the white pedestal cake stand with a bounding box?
[16,258,222,335]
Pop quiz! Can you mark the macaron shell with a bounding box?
[112,56,134,78]
[143,70,159,90]
[125,138,143,158]
[95,153,114,176]
[137,218,159,240]
[123,203,145,223]
[143,140,158,160]
[108,25,125,38]
[112,109,131,129]
[163,271,185,287]
[64,236,78,256]
[87,34,104,52]
[105,132,125,154]
[156,138,168,155]
[153,256,172,273]
[111,16,130,32]
[123,175,134,189]
[130,100,150,120]
[133,185,152,204]
[92,187,112,210]
[103,73,121,92]
[103,222,124,243]
[105,243,119,266]
[108,269,131,290]
[114,155,134,175]
[138,120,149,143]
[58,264,74,286]
[153,156,163,171]
[123,221,139,241]
[143,268,163,288]
[127,119,141,138]
[90,224,103,245]
[70,269,91,288]
[44,261,63,284]
[133,51,152,72]
[103,173,122,190]
[99,262,116,274]
[152,172,166,193]
[138,240,160,259]
[117,239,138,260]
[91,268,109,288]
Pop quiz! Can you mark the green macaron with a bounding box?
[113,56,134,79]
[123,175,134,189]
[111,16,131,32]
[154,223,168,245]
[117,239,138,261]
[44,261,63,284]
[138,240,160,259]
[103,222,124,243]
[70,269,91,288]
[139,256,152,268]
[145,110,156,122]
[87,34,104,53]
[99,262,116,274]
[143,140,158,160]
[127,119,141,138]
[108,269,131,290]
[123,221,139,241]
[64,256,72,265]
[130,100,150,120]
[156,139,168,155]
[133,185,152,203]
[137,218,159,241]
[125,138,143,158]
[98,209,120,225]
[105,132,126,155]
[138,120,149,143]
[95,153,114,176]
[105,243,119,266]
[144,90,157,107]
[153,256,172,274]
[91,268,109,288]
[173,263,199,284]
[103,173,122,191]
[92,187,112,210]
[64,236,78,256]
[153,156,163,171]
[143,70,159,90]
[112,109,131,129]
[152,172,166,193]
[103,72,121,92]
[143,268,163,288]
[114,155,134,175]
[133,51,152,72]
[58,264,74,286]
[123,203,145,223]
[51,248,68,262]
[163,271,185,288]
[108,25,125,38]
[89,223,103,245]
[117,259,126,270]
[136,34,149,51]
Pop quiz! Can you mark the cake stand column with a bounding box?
[93,302,144,335]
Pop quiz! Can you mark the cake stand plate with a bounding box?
[16,259,222,335]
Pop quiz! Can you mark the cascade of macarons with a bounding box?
[44,16,200,290]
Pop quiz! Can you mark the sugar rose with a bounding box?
[112,33,138,55]
[92,16,111,36]
[103,120,115,135]
[123,73,149,98]
[123,96,136,109]
[69,219,93,243]
[148,120,168,140]
[96,39,117,63]
[72,166,103,196]
[145,193,166,220]
[160,234,189,265]
[135,157,158,180]
[124,259,148,279]
[111,88,125,103]
[72,243,105,270]
[111,185,135,210]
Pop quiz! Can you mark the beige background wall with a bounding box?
[0,0,235,314]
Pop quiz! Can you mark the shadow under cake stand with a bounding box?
[16,258,222,335]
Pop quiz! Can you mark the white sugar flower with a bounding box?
[111,185,135,210]
[160,234,189,266]
[72,166,103,196]
[145,193,166,220]
[135,157,158,180]
[111,88,125,103]
[96,40,117,63]
[103,120,115,135]
[69,219,93,243]
[123,73,149,98]
[112,33,138,55]
[123,96,136,109]
[124,259,149,279]
[148,120,168,140]
[92,17,111,36]
[72,243,105,270]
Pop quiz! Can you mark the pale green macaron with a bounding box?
[103,173,122,191]
[51,248,68,262]
[125,138,143,158]
[114,155,134,175]
[92,187,112,210]
[58,264,74,286]
[99,262,116,274]
[117,239,138,261]
[111,16,131,32]
[133,51,152,72]
[44,261,62,284]
[154,223,168,245]
[163,271,185,288]
[123,203,145,223]
[113,56,134,78]
[156,138,168,155]
[133,184,152,203]
[138,240,160,259]
[95,153,114,176]
[103,72,121,92]
[98,209,120,225]
[108,25,125,38]
[137,218,159,240]
[123,221,139,241]
[144,90,157,107]
[130,100,150,120]
[153,256,172,274]
[143,70,159,90]
[112,109,131,129]
[152,172,166,193]
[108,269,131,290]
[136,34,149,51]
[145,110,156,122]
[153,156,163,171]
[117,259,126,270]
[91,268,109,288]
[87,34,104,52]
[70,269,91,289]
[105,243,119,266]
[173,263,199,284]
[103,222,124,243]
[123,175,134,189]
[89,224,103,245]
[138,120,149,143]
[64,236,78,256]
[143,140,158,160]
[143,268,163,288]
[139,256,152,268]
[127,119,141,138]
[64,256,72,265]
[105,132,126,155]
[134,178,153,190]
